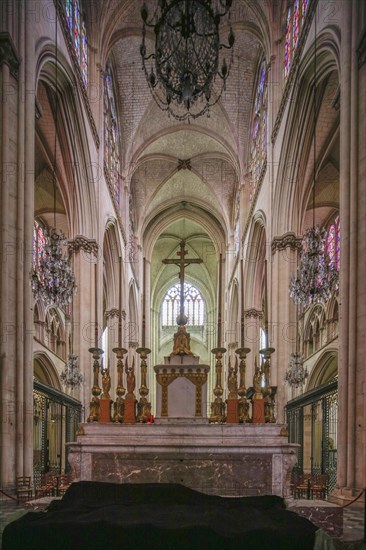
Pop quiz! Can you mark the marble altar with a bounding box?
[67,423,298,497]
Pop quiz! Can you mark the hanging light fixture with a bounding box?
[285,301,308,388]
[140,0,235,121]
[31,4,76,309]
[289,8,338,306]
[61,354,84,388]
[285,351,308,388]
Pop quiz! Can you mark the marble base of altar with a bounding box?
[288,500,343,538]
[67,423,298,498]
[154,356,210,418]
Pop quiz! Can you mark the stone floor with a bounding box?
[0,494,364,549]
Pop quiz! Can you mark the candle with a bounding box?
[264,259,269,348]
[217,253,222,347]
[95,260,98,348]
[142,257,146,347]
[240,258,244,347]
[118,256,122,347]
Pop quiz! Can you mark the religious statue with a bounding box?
[227,359,238,399]
[125,360,136,395]
[263,358,270,388]
[101,368,111,399]
[253,358,263,399]
[171,324,194,356]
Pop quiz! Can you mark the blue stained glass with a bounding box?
[73,2,81,60]
[81,23,88,86]
[66,0,72,31]
[285,7,292,79]
[293,0,300,50]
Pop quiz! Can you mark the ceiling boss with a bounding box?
[140,0,235,121]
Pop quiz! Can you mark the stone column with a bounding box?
[335,1,365,500]
[68,237,99,418]
[271,234,301,423]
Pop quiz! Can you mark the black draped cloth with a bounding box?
[2,481,317,550]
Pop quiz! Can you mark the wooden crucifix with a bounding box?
[162,240,203,323]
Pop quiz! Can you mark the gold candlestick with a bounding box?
[136,347,151,422]
[87,347,104,422]
[235,347,251,423]
[112,347,127,423]
[209,347,226,423]
[259,347,276,423]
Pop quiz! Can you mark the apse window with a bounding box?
[162,283,205,327]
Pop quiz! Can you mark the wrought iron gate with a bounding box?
[33,380,81,485]
[286,379,338,496]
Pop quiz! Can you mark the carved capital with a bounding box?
[106,308,126,320]
[357,29,366,69]
[0,32,20,79]
[271,232,302,254]
[245,308,263,319]
[68,235,99,257]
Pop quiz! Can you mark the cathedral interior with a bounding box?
[0,0,366,537]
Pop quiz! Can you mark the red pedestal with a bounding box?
[99,399,111,423]
[226,399,239,423]
[252,399,265,423]
[124,397,136,424]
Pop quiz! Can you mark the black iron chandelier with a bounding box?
[140,0,235,121]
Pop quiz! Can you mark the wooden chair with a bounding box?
[35,473,58,498]
[294,474,311,499]
[310,473,328,499]
[16,476,33,502]
[56,473,73,496]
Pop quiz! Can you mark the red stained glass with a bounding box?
[81,22,88,86]
[293,0,300,50]
[73,2,80,60]
[326,216,340,271]
[285,7,292,79]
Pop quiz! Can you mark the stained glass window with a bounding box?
[65,0,72,31]
[73,1,80,59]
[162,283,205,326]
[104,67,120,205]
[326,215,340,271]
[249,61,267,200]
[285,7,292,79]
[293,0,300,50]
[65,0,87,87]
[81,21,88,86]
[284,0,309,79]
[33,221,47,272]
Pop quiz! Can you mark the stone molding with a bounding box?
[0,32,20,79]
[68,235,99,256]
[357,29,366,69]
[271,232,302,254]
[245,308,263,319]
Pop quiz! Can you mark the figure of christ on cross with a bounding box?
[162,240,203,355]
